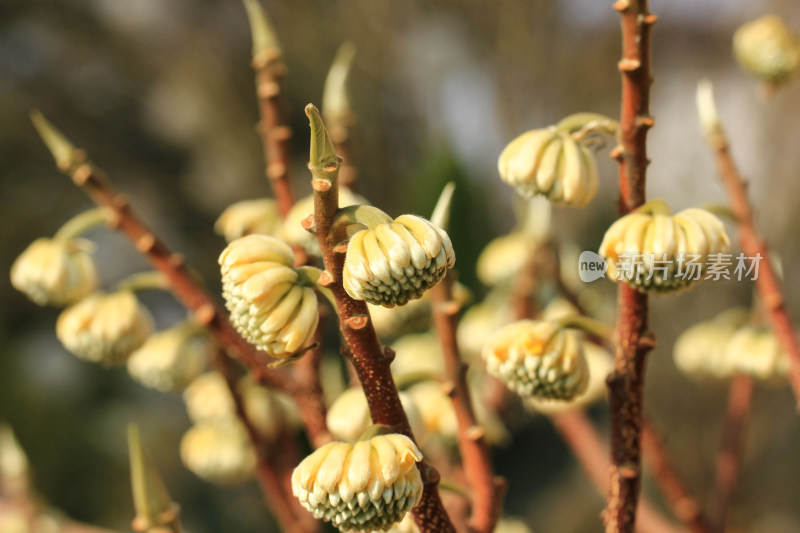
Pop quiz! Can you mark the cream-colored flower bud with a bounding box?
[239,376,299,441]
[292,434,424,531]
[482,320,589,400]
[10,237,98,306]
[390,333,444,378]
[385,514,420,533]
[457,288,514,363]
[598,204,731,293]
[673,308,750,378]
[219,234,319,357]
[215,198,282,242]
[127,322,211,392]
[344,215,455,307]
[405,382,458,440]
[722,326,789,380]
[183,372,236,422]
[496,518,533,533]
[369,283,470,341]
[56,290,153,365]
[498,128,599,207]
[733,15,800,85]
[477,232,536,287]
[326,388,424,444]
[180,420,256,484]
[281,188,368,256]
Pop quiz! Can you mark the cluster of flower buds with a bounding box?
[598,202,731,293]
[498,114,609,207]
[291,434,424,531]
[674,309,790,381]
[219,234,319,357]
[482,319,589,401]
[282,188,368,256]
[343,214,455,307]
[180,420,256,485]
[733,15,800,86]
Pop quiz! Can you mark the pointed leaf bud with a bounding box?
[242,0,281,60]
[128,425,179,532]
[322,42,356,130]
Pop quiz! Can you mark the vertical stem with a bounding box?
[709,375,754,533]
[606,2,657,533]
[431,278,504,533]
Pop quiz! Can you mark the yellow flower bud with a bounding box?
[239,376,299,441]
[183,372,235,423]
[10,237,98,306]
[482,320,589,400]
[369,283,470,341]
[598,205,731,293]
[281,189,368,256]
[219,234,319,357]
[291,435,424,531]
[723,326,789,381]
[476,232,536,287]
[404,382,457,440]
[344,215,455,307]
[673,308,750,378]
[215,198,281,242]
[56,290,153,365]
[498,128,599,207]
[180,420,256,484]
[457,287,514,363]
[127,322,211,392]
[326,388,424,444]
[390,333,444,378]
[733,15,800,85]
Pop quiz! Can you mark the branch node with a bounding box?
[643,14,658,25]
[195,303,216,326]
[441,381,456,397]
[317,270,335,287]
[135,234,156,253]
[267,162,287,180]
[312,178,332,192]
[636,116,656,129]
[382,346,396,363]
[301,214,316,233]
[167,254,185,268]
[612,0,630,12]
[466,425,486,442]
[620,463,639,479]
[72,164,93,185]
[618,58,642,72]
[257,81,281,99]
[610,146,624,161]
[333,242,349,254]
[345,315,369,331]
[270,126,292,142]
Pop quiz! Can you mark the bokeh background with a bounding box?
[2,0,800,531]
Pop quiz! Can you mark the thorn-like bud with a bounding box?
[30,110,78,171]
[306,104,339,177]
[696,80,724,141]
[322,42,356,130]
[241,0,281,61]
[429,182,456,232]
[128,424,179,532]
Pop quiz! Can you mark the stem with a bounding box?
[556,315,615,343]
[696,82,800,407]
[305,104,456,533]
[709,375,753,533]
[555,112,619,136]
[113,271,171,293]
[53,207,109,241]
[642,418,711,533]
[431,277,504,533]
[606,2,657,533]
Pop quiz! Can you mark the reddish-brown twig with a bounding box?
[306,104,456,533]
[642,418,711,533]
[431,277,505,533]
[552,411,683,533]
[708,375,753,533]
[605,2,657,532]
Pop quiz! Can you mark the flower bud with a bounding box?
[598,205,731,293]
[326,388,424,443]
[385,514,420,533]
[722,326,789,381]
[281,188,368,256]
[498,128,599,207]
[219,234,319,357]
[673,308,750,378]
[215,198,281,242]
[180,420,256,484]
[291,435,424,531]
[390,332,444,378]
[10,237,98,306]
[56,290,153,365]
[476,232,536,287]
[127,322,211,392]
[457,288,514,363]
[183,372,235,423]
[239,376,300,441]
[733,15,800,85]
[369,283,470,341]
[482,320,589,400]
[344,215,455,307]
[404,382,457,440]
[496,518,534,533]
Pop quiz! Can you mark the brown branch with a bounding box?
[606,2,657,533]
[552,411,684,533]
[306,105,456,533]
[431,278,504,533]
[642,419,711,533]
[253,49,295,218]
[709,375,753,533]
[701,104,800,406]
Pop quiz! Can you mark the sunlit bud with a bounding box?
[239,376,299,441]
[291,435,424,531]
[477,233,536,287]
[390,332,444,378]
[457,288,514,363]
[540,297,581,322]
[404,382,458,440]
[180,420,256,484]
[281,189,368,256]
[128,425,180,532]
[56,290,153,365]
[127,321,211,392]
[498,128,599,207]
[219,234,319,357]
[526,342,612,415]
[344,215,455,307]
[11,238,98,307]
[673,308,750,378]
[722,326,789,381]
[183,372,236,423]
[214,198,282,242]
[483,320,589,400]
[0,425,29,497]
[326,388,424,443]
[598,203,731,293]
[733,15,800,85]
[385,514,420,533]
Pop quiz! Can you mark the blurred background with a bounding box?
[2,0,800,531]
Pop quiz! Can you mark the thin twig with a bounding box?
[642,418,712,533]
[606,2,657,532]
[709,375,753,533]
[431,277,505,533]
[306,104,456,533]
